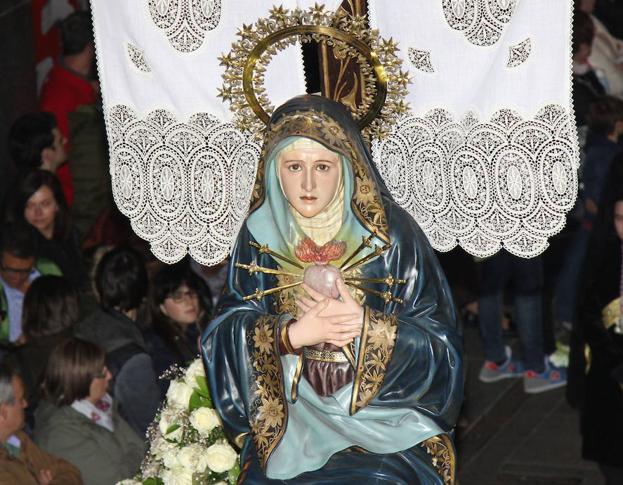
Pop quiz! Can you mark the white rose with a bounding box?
[167,379,194,410]
[162,466,193,485]
[177,443,210,474]
[184,358,205,388]
[205,442,238,473]
[189,407,220,437]
[158,409,183,442]
[115,480,142,485]
[162,447,181,470]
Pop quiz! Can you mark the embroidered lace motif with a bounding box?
[126,43,151,73]
[442,0,516,46]
[148,0,221,52]
[372,105,579,258]
[507,38,531,68]
[107,105,260,264]
[408,48,435,73]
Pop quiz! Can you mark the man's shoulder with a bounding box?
[74,308,110,340]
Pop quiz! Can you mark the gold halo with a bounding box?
[218,6,410,139]
[242,25,388,129]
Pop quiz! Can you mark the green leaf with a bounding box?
[228,461,241,484]
[143,478,163,485]
[165,423,180,435]
[195,375,211,399]
[189,389,212,411]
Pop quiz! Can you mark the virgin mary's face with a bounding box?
[279,145,341,218]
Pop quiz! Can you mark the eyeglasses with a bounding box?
[167,289,198,304]
[0,263,33,275]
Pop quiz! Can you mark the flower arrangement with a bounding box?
[118,358,240,485]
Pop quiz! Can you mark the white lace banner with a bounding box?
[372,105,578,258]
[107,105,260,265]
[369,0,578,257]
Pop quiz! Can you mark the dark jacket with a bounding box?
[573,70,606,126]
[578,233,623,466]
[74,308,160,436]
[573,160,623,466]
[581,133,622,214]
[37,230,88,290]
[34,400,145,485]
[147,324,200,397]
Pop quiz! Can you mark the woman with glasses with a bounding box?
[34,337,145,485]
[11,170,87,290]
[148,261,212,395]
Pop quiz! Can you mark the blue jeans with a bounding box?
[554,226,592,323]
[478,251,545,373]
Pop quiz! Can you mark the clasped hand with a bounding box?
[288,279,363,348]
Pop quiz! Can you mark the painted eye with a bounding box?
[287,163,302,172]
[316,163,330,172]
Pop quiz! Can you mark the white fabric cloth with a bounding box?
[71,393,115,432]
[92,0,306,121]
[368,0,579,257]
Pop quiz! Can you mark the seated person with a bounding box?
[35,338,145,485]
[148,261,212,396]
[74,247,160,436]
[12,170,88,289]
[0,361,82,484]
[14,275,78,408]
[0,223,61,345]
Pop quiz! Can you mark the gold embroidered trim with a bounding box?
[250,110,390,245]
[419,434,457,485]
[343,342,357,369]
[248,315,287,469]
[291,354,304,403]
[350,307,398,415]
[303,347,349,363]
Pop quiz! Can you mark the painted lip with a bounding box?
[299,196,317,201]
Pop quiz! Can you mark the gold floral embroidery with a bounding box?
[419,434,457,485]
[248,315,287,469]
[252,325,274,354]
[350,307,398,415]
[249,110,390,245]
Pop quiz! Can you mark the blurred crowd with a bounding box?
[1,1,623,484]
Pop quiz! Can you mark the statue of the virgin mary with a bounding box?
[201,95,463,484]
